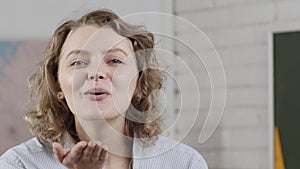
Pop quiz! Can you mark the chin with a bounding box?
[79,111,121,121]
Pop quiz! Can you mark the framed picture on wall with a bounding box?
[269,30,300,169]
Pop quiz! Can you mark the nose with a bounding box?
[87,63,108,81]
[87,72,107,81]
[87,57,109,81]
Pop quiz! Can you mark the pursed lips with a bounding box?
[84,87,110,101]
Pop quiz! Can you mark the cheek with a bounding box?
[59,70,86,102]
[111,68,138,114]
[112,68,138,98]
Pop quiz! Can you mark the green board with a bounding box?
[274,31,300,169]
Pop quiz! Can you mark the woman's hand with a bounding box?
[53,141,108,169]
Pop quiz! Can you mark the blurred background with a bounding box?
[1,0,300,169]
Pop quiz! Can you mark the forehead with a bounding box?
[61,25,133,57]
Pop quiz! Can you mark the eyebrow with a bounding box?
[105,48,128,57]
[64,48,129,60]
[65,50,89,59]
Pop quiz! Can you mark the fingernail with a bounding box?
[95,141,102,146]
[90,142,95,147]
[81,142,87,147]
[102,145,108,151]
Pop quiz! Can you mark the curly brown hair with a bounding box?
[25,9,165,145]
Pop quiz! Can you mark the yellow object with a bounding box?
[275,127,285,169]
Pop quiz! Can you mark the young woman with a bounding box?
[0,9,208,169]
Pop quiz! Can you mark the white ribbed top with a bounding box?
[0,136,208,169]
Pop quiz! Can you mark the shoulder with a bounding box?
[0,138,42,168]
[157,137,208,168]
[1,137,49,157]
[0,138,63,168]
[134,136,208,169]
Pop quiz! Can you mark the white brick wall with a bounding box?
[230,2,276,25]
[179,8,230,29]
[173,0,300,168]
[276,0,300,20]
[175,0,214,12]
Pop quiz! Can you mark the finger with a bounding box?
[95,145,108,168]
[53,142,68,163]
[81,141,96,161]
[99,145,108,162]
[95,141,102,147]
[91,142,101,162]
[68,141,87,163]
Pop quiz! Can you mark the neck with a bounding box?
[75,116,132,168]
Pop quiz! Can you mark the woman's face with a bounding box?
[58,25,138,121]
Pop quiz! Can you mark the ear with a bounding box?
[57,91,65,100]
[55,80,64,100]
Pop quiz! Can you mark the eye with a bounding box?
[70,60,87,67]
[108,58,123,64]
